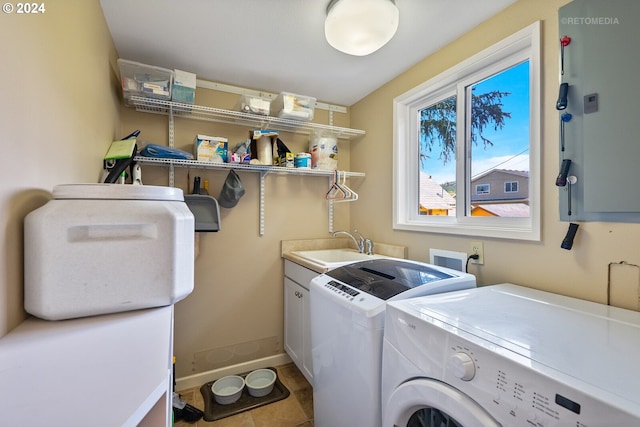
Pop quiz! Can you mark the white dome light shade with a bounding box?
[325,0,399,56]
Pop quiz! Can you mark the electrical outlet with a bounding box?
[469,241,484,265]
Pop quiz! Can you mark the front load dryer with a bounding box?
[382,283,640,426]
[310,258,476,427]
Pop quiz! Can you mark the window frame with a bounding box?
[505,181,518,193]
[393,22,540,241]
[476,184,490,195]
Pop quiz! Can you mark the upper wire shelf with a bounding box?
[128,96,366,140]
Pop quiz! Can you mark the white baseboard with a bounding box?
[175,353,292,391]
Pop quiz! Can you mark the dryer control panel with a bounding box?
[442,333,638,426]
[384,299,640,427]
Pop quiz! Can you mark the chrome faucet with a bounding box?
[332,229,373,255]
[364,238,374,256]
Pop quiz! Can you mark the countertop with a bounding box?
[281,238,407,273]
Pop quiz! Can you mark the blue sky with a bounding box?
[422,61,530,184]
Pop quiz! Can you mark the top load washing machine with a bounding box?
[382,283,640,427]
[310,258,476,427]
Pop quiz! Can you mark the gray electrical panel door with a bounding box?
[559,0,640,221]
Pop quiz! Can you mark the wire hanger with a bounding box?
[325,171,358,202]
[339,170,358,201]
[326,170,348,200]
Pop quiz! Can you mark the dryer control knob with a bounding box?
[449,352,476,381]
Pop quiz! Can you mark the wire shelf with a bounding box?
[128,96,366,140]
[133,156,365,177]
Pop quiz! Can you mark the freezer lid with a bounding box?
[325,259,455,300]
[53,184,184,201]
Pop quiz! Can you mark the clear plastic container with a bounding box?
[118,59,174,104]
[237,94,271,115]
[271,92,316,121]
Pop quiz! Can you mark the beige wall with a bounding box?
[121,90,353,378]
[350,0,640,304]
[4,0,640,380]
[0,1,121,337]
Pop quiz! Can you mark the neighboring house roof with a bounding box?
[472,203,530,217]
[472,169,529,182]
[419,173,456,210]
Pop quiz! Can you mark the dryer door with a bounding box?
[384,378,501,427]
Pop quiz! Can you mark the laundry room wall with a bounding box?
[349,0,640,306]
[0,1,121,337]
[119,88,353,378]
[5,0,637,382]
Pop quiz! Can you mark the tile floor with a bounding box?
[174,363,313,427]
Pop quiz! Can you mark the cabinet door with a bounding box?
[284,277,303,366]
[301,284,313,384]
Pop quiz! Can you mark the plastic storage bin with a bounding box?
[237,94,271,115]
[24,184,195,320]
[118,59,174,104]
[271,92,316,121]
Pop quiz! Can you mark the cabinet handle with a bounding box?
[294,291,303,298]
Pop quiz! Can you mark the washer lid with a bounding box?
[326,259,455,301]
[53,184,184,201]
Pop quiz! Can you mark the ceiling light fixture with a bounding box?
[324,0,399,56]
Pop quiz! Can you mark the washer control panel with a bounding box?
[325,280,360,301]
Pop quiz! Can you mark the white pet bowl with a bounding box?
[245,368,277,397]
[211,375,245,405]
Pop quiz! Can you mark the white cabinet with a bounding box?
[0,306,174,427]
[284,277,307,367]
[284,259,319,385]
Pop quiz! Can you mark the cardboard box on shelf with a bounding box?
[194,134,228,163]
[173,69,196,104]
[249,130,278,165]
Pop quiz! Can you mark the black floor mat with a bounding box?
[199,367,290,421]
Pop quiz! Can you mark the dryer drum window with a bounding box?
[407,408,463,427]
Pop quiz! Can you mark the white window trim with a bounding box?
[393,21,541,241]
[505,181,518,193]
[476,184,491,195]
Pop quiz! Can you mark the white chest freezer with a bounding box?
[24,184,195,320]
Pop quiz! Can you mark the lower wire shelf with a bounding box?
[135,157,364,236]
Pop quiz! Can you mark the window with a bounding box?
[476,184,490,195]
[393,22,540,240]
[505,181,518,193]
